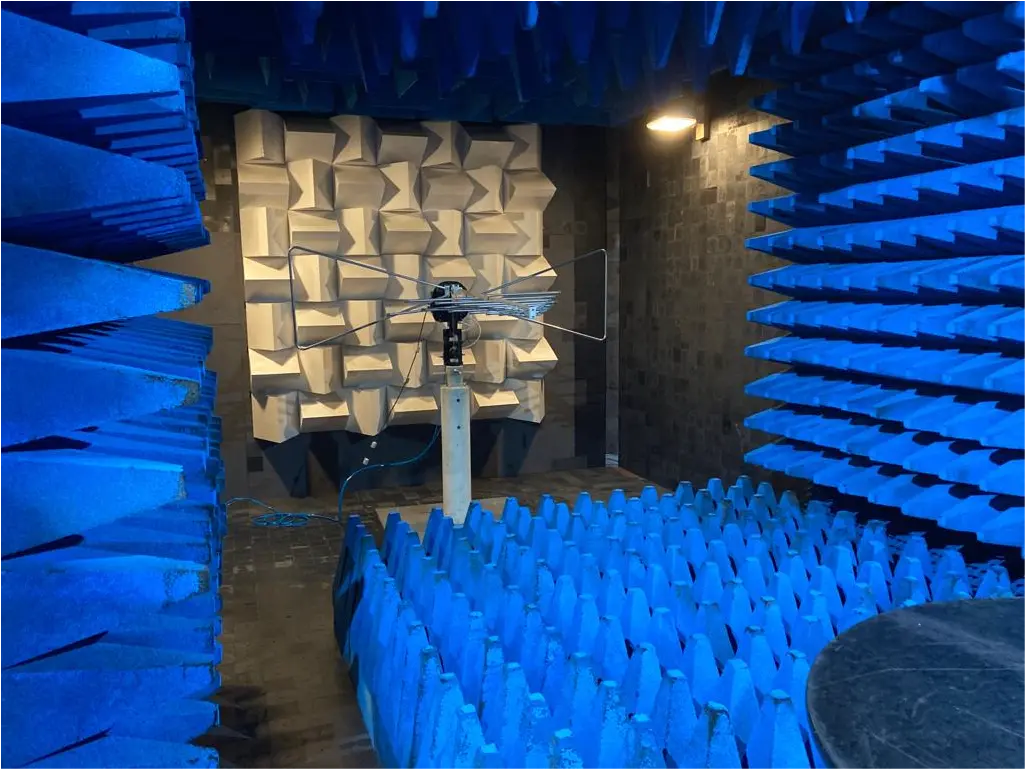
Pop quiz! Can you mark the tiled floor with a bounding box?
[210,467,659,767]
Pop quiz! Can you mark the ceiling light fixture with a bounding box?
[646,115,697,133]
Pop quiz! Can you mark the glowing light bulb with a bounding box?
[646,115,697,133]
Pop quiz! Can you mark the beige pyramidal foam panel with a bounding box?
[235,111,559,441]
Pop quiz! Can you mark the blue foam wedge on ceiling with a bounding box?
[181,1,918,124]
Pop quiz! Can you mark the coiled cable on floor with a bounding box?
[224,423,440,528]
[224,497,340,527]
[225,419,440,529]
[227,422,440,529]
[229,313,439,530]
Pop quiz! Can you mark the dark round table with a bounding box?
[807,598,1024,769]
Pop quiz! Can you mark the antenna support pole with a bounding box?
[440,364,471,524]
[433,281,472,523]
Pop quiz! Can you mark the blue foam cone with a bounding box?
[591,680,630,767]
[715,659,760,746]
[651,606,685,670]
[555,652,599,734]
[675,701,742,769]
[548,728,585,768]
[593,613,630,683]
[622,642,663,717]
[623,587,652,645]
[682,633,720,705]
[523,693,554,768]
[746,690,811,768]
[452,704,487,769]
[741,625,778,697]
[630,713,669,768]
[654,668,698,758]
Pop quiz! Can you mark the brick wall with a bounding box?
[616,78,800,491]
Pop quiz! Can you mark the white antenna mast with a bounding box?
[286,245,608,523]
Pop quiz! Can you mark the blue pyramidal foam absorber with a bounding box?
[1,4,219,768]
[184,1,879,124]
[335,480,1022,768]
[745,1,1025,552]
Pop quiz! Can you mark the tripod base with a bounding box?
[440,366,471,524]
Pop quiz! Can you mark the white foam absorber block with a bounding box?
[388,386,439,425]
[252,391,300,442]
[463,129,513,169]
[290,248,338,302]
[466,166,504,214]
[503,254,556,292]
[468,253,504,293]
[243,256,291,302]
[508,211,542,256]
[383,305,434,342]
[380,161,421,212]
[469,382,519,419]
[299,393,349,432]
[464,214,524,255]
[240,207,289,257]
[287,158,334,211]
[421,168,474,211]
[249,348,302,390]
[288,210,341,253]
[341,300,383,346]
[425,255,475,288]
[295,303,347,346]
[245,301,295,351]
[510,378,545,423]
[383,254,423,299]
[346,387,387,435]
[509,315,544,341]
[422,121,469,168]
[503,170,556,212]
[476,314,521,340]
[507,337,558,378]
[298,346,343,394]
[506,124,541,171]
[470,339,507,384]
[334,166,386,209]
[380,211,431,253]
[284,119,336,164]
[343,346,394,386]
[330,115,379,165]
[424,210,464,256]
[337,256,389,299]
[388,342,427,388]
[428,343,476,382]
[377,127,428,165]
[337,208,380,256]
[237,163,290,209]
[235,109,285,165]
[237,111,557,440]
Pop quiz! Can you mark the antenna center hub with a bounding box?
[429,280,469,324]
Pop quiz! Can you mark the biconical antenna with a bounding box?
[285,244,609,521]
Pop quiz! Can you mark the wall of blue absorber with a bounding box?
[743,1,1024,553]
[1,4,221,768]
